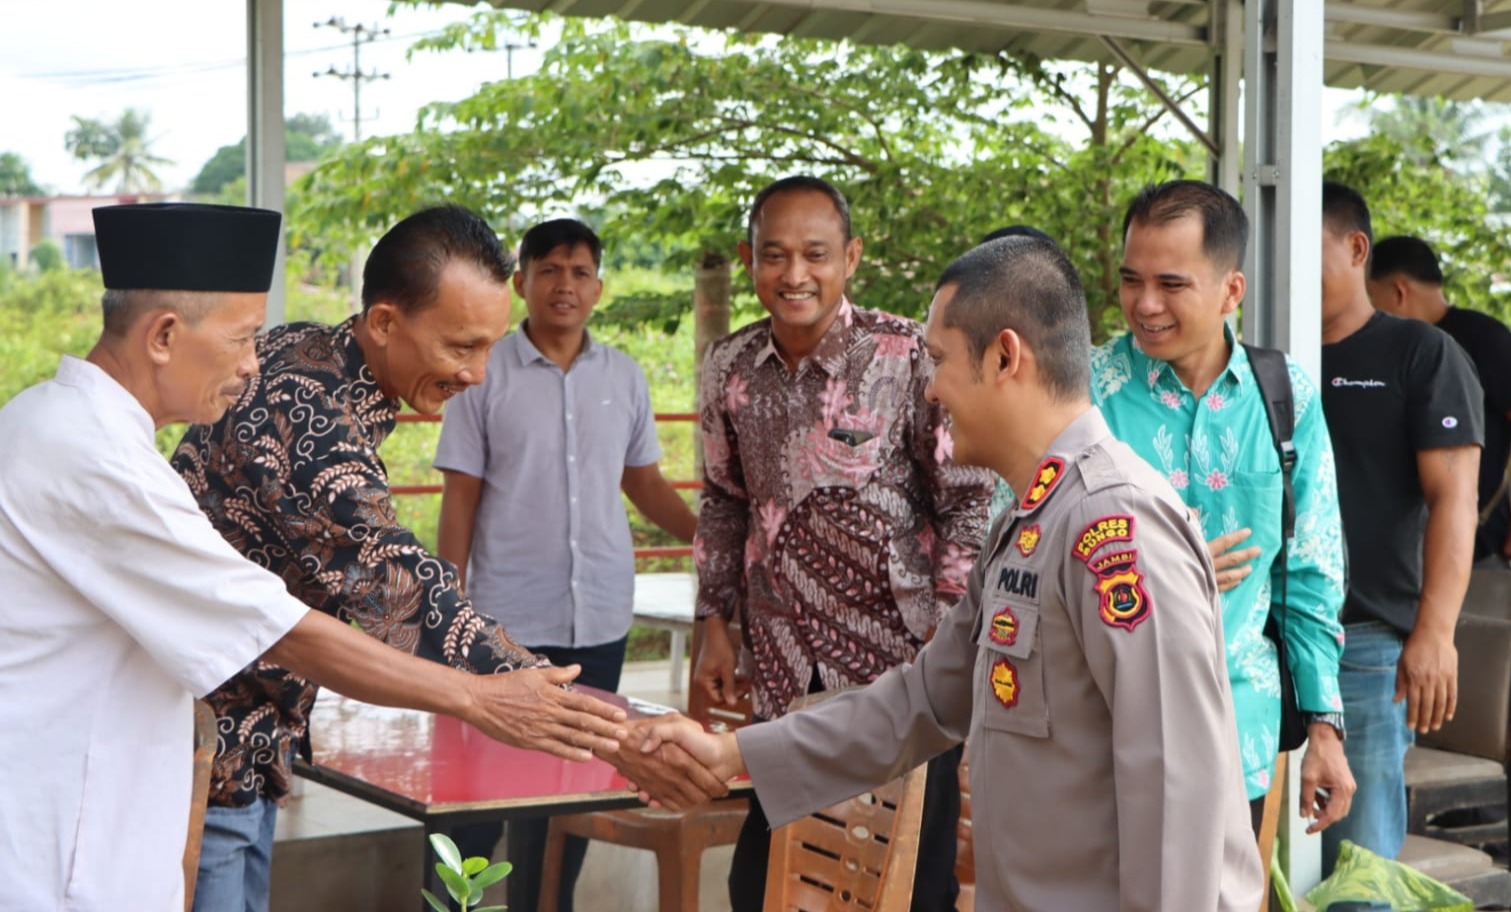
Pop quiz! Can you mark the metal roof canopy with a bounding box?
[241,0,1510,893]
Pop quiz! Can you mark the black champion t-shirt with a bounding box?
[1322,311,1484,634]
[1435,307,1511,560]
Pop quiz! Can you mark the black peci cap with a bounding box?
[92,202,283,293]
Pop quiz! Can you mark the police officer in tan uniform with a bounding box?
[643,236,1264,911]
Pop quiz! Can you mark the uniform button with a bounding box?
[570,539,577,548]
[566,413,573,421]
[568,455,575,463]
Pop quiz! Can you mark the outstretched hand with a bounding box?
[466,664,628,762]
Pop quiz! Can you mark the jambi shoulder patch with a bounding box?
[1084,547,1152,632]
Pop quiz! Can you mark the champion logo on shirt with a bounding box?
[1330,376,1387,389]
[1443,416,1459,429]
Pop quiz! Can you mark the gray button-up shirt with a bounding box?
[435,326,661,647]
[738,408,1263,911]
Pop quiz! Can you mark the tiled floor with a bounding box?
[270,660,736,912]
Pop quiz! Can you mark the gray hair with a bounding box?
[101,288,227,336]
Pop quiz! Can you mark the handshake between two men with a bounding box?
[482,661,735,809]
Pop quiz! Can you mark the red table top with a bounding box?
[296,687,708,821]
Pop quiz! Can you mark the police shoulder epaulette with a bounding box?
[1076,444,1129,496]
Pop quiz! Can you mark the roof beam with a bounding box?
[1325,3,1459,33]
[704,0,1207,45]
[1325,38,1511,79]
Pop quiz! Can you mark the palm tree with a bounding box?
[1367,95,1493,168]
[65,108,173,193]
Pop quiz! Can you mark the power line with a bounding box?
[312,15,391,142]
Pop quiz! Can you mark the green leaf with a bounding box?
[436,863,471,903]
[429,832,464,873]
[462,855,489,876]
[470,860,513,891]
[421,889,452,912]
[473,905,510,912]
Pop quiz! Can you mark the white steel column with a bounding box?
[1208,0,1243,195]
[1242,0,1323,379]
[1243,0,1326,891]
[247,0,287,325]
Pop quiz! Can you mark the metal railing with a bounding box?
[390,412,700,561]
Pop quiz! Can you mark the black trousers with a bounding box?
[450,636,627,912]
[728,741,963,912]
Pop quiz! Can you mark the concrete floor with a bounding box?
[269,660,736,912]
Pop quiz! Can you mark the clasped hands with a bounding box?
[601,714,745,811]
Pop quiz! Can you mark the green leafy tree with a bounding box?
[191,113,344,195]
[295,13,1202,335]
[0,152,45,196]
[64,108,173,193]
[1325,131,1511,322]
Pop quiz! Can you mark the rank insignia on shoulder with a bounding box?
[990,657,1020,708]
[1089,550,1152,632]
[1019,457,1066,513]
[1015,524,1041,557]
[1073,514,1134,563]
[989,606,1020,646]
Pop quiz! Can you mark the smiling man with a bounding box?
[171,207,720,912]
[693,175,993,912]
[646,235,1264,911]
[434,218,697,912]
[1091,180,1353,835]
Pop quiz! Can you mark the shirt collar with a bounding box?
[754,297,855,375]
[55,355,155,442]
[513,321,597,368]
[335,316,400,432]
[1128,322,1249,393]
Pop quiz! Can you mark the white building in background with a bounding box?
[0,194,170,271]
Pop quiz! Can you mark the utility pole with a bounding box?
[313,16,389,142]
[314,15,389,313]
[503,36,536,80]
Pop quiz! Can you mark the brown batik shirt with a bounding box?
[172,317,545,808]
[694,300,993,720]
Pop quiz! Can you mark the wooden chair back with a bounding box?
[762,690,928,912]
[1254,752,1288,912]
[183,699,217,911]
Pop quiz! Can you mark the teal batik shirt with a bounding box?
[1093,330,1345,799]
[991,330,1347,799]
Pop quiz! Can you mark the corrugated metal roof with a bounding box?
[467,0,1511,102]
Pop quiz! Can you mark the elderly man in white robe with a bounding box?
[0,203,636,911]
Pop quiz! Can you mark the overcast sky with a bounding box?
[0,0,536,194]
[0,0,1367,197]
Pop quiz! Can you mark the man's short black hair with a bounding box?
[746,175,851,244]
[1121,180,1249,271]
[935,236,1091,401]
[980,224,1055,246]
[1368,235,1441,285]
[1322,181,1374,246]
[518,218,602,272]
[362,205,515,314]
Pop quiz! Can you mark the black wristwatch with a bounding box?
[1304,711,1346,742]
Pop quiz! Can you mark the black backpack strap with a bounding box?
[1244,343,1307,747]
[1243,343,1296,543]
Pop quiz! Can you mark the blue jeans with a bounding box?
[1323,622,1413,903]
[192,798,279,912]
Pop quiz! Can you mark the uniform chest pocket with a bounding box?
[976,598,1050,739]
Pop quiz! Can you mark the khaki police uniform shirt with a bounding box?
[739,408,1263,911]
